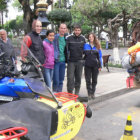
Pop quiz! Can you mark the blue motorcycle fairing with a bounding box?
[0,77,32,97]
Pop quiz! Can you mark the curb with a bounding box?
[87,87,138,105]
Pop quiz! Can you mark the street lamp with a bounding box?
[36,0,50,39]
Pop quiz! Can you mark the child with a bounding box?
[84,33,102,99]
[43,30,55,88]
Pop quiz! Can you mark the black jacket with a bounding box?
[84,49,101,68]
[66,34,86,62]
[0,38,16,61]
[28,31,45,64]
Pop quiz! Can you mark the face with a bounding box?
[59,24,67,36]
[0,31,7,41]
[74,28,81,36]
[47,32,55,42]
[35,21,42,34]
[89,34,94,43]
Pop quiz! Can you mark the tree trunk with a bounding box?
[18,0,38,34]
[23,7,33,34]
[93,25,96,33]
[1,11,3,26]
[111,29,121,64]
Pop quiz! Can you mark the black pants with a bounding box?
[67,60,83,95]
[85,66,99,96]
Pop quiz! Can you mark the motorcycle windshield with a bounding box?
[20,39,54,100]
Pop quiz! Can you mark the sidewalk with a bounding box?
[62,67,134,104]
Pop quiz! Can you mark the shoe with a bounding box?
[91,95,95,99]
[68,90,73,94]
[75,89,79,95]
[88,95,92,100]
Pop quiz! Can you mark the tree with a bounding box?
[54,0,76,9]
[4,15,24,36]
[72,0,140,63]
[9,16,24,36]
[71,0,119,38]
[0,0,9,26]
[48,9,72,29]
[103,0,140,63]
[70,10,92,34]
[13,0,53,34]
[4,21,10,32]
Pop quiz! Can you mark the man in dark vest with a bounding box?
[21,20,45,65]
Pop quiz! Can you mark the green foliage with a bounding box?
[16,15,24,29]
[0,0,9,11]
[81,25,91,35]
[108,62,122,68]
[101,41,113,49]
[72,0,118,22]
[4,15,24,35]
[4,21,10,32]
[8,33,13,39]
[101,41,106,49]
[71,0,120,35]
[12,0,33,11]
[70,9,93,34]
[48,9,72,25]
[99,10,118,20]
[9,19,16,29]
[12,0,22,11]
[53,0,75,9]
[0,0,9,26]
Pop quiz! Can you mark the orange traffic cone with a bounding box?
[120,115,137,140]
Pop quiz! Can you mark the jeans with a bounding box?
[85,66,99,96]
[44,68,54,88]
[53,61,65,92]
[67,60,83,95]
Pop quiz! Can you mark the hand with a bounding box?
[15,60,17,64]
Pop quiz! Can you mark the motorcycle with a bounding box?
[0,41,92,140]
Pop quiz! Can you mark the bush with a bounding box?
[8,34,13,40]
[48,9,72,24]
[101,41,106,49]
[81,25,91,35]
[100,41,113,49]
[108,62,122,68]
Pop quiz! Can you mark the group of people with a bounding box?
[0,19,103,100]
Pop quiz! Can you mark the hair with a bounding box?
[0,29,7,33]
[88,33,101,50]
[73,24,81,30]
[46,29,55,36]
[32,19,41,31]
[59,23,67,28]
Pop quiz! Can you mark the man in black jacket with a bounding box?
[0,29,17,77]
[66,24,86,95]
[0,29,17,62]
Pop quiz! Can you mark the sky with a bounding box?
[4,1,23,23]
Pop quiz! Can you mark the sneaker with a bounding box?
[75,89,79,95]
[88,95,92,100]
[91,95,95,99]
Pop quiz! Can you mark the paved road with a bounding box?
[74,89,140,140]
